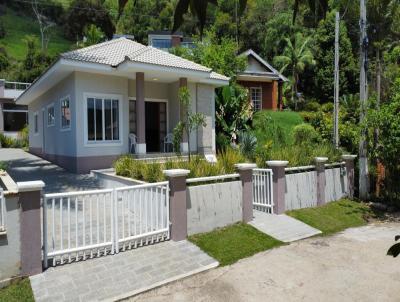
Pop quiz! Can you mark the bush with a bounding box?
[216,132,230,152]
[0,19,6,38]
[304,101,321,112]
[238,131,257,159]
[293,123,321,145]
[321,102,334,113]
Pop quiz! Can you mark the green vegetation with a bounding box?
[0,8,72,61]
[189,223,283,266]
[287,199,373,235]
[0,125,29,149]
[0,279,34,302]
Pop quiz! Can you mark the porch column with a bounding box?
[315,157,328,206]
[342,154,357,199]
[179,77,188,153]
[136,72,146,154]
[267,160,288,214]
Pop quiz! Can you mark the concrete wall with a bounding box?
[325,167,347,203]
[0,194,21,285]
[186,181,242,235]
[91,169,144,188]
[196,84,215,153]
[285,171,318,210]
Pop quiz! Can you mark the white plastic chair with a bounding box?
[129,133,137,153]
[163,133,174,152]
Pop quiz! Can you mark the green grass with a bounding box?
[0,279,34,302]
[189,223,283,266]
[286,199,374,235]
[0,8,73,60]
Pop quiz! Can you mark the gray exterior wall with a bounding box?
[186,181,242,235]
[196,84,215,153]
[0,195,21,284]
[325,167,347,203]
[285,171,318,210]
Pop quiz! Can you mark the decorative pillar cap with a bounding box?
[163,169,190,177]
[235,163,257,171]
[266,160,289,167]
[315,157,329,163]
[342,154,357,160]
[17,181,45,192]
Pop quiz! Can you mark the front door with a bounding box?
[145,102,167,152]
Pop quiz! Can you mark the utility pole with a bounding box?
[359,0,369,200]
[333,11,340,149]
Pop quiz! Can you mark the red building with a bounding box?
[237,50,288,111]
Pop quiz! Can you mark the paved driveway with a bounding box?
[0,148,102,193]
[130,223,400,302]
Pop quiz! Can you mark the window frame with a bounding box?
[60,95,71,131]
[47,103,55,127]
[83,93,123,147]
[250,87,262,112]
[33,111,39,135]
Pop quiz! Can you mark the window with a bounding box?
[34,112,38,134]
[152,38,172,49]
[60,97,71,129]
[47,104,55,126]
[129,100,136,134]
[250,87,262,111]
[87,97,120,142]
[3,104,28,132]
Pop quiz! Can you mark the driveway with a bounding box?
[129,223,400,302]
[0,148,102,193]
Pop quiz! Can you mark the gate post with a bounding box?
[17,180,45,276]
[267,161,288,214]
[163,169,190,241]
[342,154,357,199]
[315,157,328,206]
[235,163,257,223]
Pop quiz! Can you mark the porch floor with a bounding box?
[30,240,218,302]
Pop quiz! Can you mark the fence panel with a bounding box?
[0,189,5,232]
[115,182,170,252]
[252,169,274,213]
[43,189,114,267]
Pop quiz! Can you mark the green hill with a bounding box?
[0,8,73,60]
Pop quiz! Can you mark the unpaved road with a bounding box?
[129,223,400,302]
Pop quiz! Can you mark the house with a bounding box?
[148,30,194,50]
[237,50,288,111]
[16,37,229,173]
[0,80,30,138]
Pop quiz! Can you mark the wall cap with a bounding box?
[235,163,257,170]
[163,169,190,177]
[266,160,289,167]
[342,154,357,160]
[17,181,45,192]
[315,157,329,163]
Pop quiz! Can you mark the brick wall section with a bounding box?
[238,80,278,111]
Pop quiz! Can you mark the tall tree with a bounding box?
[292,0,329,26]
[274,32,315,110]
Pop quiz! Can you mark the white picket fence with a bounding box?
[43,182,169,267]
[0,189,5,232]
[252,168,274,213]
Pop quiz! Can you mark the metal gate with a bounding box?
[252,168,274,213]
[43,182,169,267]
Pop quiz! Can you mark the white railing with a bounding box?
[4,81,31,90]
[186,173,240,184]
[252,168,274,213]
[115,182,169,252]
[43,182,170,267]
[0,189,5,232]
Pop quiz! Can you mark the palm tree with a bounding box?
[172,0,247,39]
[274,33,315,110]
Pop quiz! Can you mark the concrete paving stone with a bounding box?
[134,264,154,274]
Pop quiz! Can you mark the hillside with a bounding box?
[0,8,73,61]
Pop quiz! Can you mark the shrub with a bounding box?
[304,101,321,112]
[293,123,321,145]
[238,131,257,159]
[321,102,334,113]
[216,132,230,152]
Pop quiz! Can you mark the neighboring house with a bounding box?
[148,30,194,51]
[237,50,288,111]
[0,80,30,139]
[16,37,229,173]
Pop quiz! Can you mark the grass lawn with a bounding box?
[0,279,34,302]
[189,223,283,266]
[252,110,304,145]
[0,8,73,60]
[286,199,374,235]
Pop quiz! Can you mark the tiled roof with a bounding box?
[62,38,225,78]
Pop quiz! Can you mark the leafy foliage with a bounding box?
[238,131,257,159]
[293,123,321,145]
[387,236,400,258]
